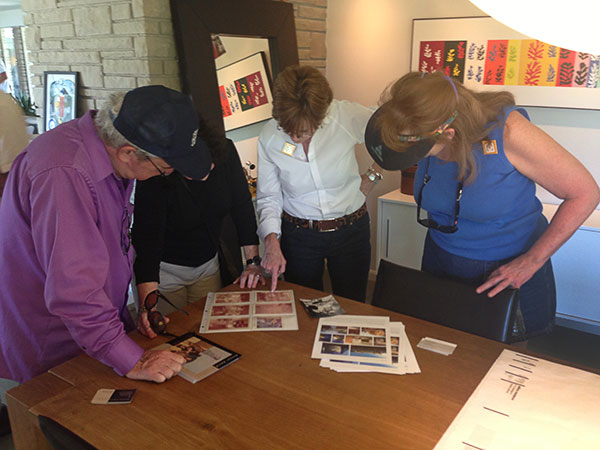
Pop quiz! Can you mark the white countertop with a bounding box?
[380,189,600,230]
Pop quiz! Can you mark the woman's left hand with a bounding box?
[476,253,545,297]
[235,264,266,289]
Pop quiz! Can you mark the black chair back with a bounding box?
[372,259,518,343]
[38,415,96,450]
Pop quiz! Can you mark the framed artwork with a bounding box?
[43,71,78,132]
[411,17,600,109]
[217,52,273,131]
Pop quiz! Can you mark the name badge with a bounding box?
[281,142,296,156]
[482,139,498,155]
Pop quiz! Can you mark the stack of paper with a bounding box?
[311,315,420,375]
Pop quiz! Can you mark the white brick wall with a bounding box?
[22,0,327,115]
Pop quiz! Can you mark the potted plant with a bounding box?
[12,93,41,134]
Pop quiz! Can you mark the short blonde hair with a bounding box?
[271,65,333,136]
[378,71,515,183]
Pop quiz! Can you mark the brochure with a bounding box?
[154,332,241,384]
[199,290,299,333]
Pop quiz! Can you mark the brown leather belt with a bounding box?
[282,203,367,232]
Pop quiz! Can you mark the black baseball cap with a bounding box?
[112,85,212,180]
[365,106,434,171]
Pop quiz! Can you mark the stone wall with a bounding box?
[289,0,327,69]
[20,0,328,115]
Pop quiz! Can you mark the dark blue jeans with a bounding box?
[421,215,556,339]
[281,213,371,302]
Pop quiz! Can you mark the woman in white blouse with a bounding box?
[256,65,378,301]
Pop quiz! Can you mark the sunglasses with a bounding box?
[144,290,189,335]
[398,111,458,143]
[416,157,463,234]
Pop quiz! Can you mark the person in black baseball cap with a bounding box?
[109,85,212,181]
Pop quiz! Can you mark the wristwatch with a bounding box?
[367,167,383,183]
[245,255,262,266]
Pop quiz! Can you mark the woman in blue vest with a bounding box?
[366,71,600,339]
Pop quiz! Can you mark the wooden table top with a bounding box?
[29,281,509,449]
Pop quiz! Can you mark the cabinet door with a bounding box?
[552,228,600,325]
[378,200,427,270]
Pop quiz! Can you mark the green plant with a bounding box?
[12,93,39,117]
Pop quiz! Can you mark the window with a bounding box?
[1,26,31,100]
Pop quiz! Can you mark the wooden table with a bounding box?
[9,281,512,449]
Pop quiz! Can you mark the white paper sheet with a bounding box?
[435,349,600,449]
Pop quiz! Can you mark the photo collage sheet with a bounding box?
[199,290,299,333]
[312,315,420,375]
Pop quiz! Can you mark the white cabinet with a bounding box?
[376,190,600,334]
[376,191,426,270]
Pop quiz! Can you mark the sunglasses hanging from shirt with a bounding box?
[416,157,463,234]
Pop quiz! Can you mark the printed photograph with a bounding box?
[213,292,251,304]
[321,325,348,334]
[211,304,250,316]
[299,295,344,317]
[361,327,386,337]
[256,317,283,329]
[347,327,360,335]
[321,343,350,356]
[390,337,399,346]
[170,337,222,363]
[344,335,373,345]
[208,317,250,331]
[374,337,386,346]
[331,334,345,343]
[319,333,332,342]
[255,302,293,315]
[256,291,293,303]
[350,345,387,358]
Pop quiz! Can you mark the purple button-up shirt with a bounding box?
[0,111,144,382]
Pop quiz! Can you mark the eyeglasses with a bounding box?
[398,111,458,143]
[121,208,132,255]
[145,155,168,177]
[416,158,463,233]
[144,290,189,335]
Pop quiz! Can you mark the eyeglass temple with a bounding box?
[150,292,190,316]
[161,294,190,315]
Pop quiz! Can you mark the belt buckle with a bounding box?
[319,220,337,232]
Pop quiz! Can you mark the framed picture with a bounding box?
[411,17,600,109]
[216,52,273,131]
[43,71,79,132]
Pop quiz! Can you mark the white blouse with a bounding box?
[256,99,374,240]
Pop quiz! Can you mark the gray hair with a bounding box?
[94,92,156,160]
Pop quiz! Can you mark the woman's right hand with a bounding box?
[262,233,286,291]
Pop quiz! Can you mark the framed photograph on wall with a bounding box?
[43,71,79,132]
[411,17,600,109]
[216,52,273,131]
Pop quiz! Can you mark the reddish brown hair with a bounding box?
[377,71,515,183]
[271,65,333,136]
